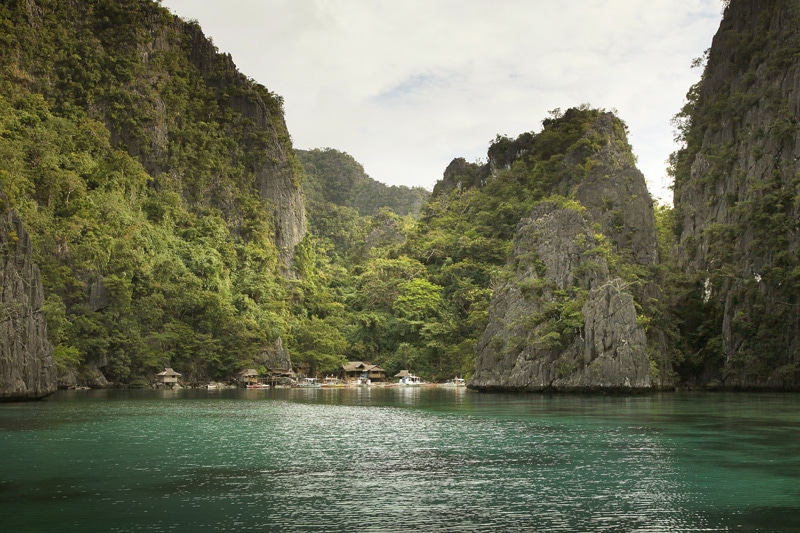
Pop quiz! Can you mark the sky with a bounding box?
[159,0,724,205]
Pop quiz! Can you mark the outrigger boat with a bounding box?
[398,374,423,386]
[296,377,322,388]
[321,376,343,387]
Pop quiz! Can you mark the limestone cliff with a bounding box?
[672,0,800,388]
[0,0,305,383]
[0,188,57,400]
[469,110,660,391]
[14,0,306,272]
[470,203,651,391]
[177,21,306,270]
[256,338,293,373]
[132,10,307,271]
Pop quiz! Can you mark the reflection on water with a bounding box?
[0,389,799,532]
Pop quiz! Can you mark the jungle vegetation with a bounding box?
[1,0,746,388]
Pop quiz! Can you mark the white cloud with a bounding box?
[160,0,723,204]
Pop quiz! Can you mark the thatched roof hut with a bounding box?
[343,362,387,382]
[157,368,181,384]
[238,368,260,385]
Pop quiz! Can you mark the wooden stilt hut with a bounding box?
[157,368,181,388]
[238,368,260,386]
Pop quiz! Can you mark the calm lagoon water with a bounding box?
[1,388,798,532]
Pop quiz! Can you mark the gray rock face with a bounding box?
[570,114,658,268]
[0,189,57,400]
[257,337,293,372]
[255,151,307,274]
[470,203,651,391]
[673,0,800,387]
[364,217,406,252]
[469,110,661,391]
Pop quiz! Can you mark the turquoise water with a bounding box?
[1,389,799,532]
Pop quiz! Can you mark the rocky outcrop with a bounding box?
[569,113,658,268]
[256,151,306,273]
[469,109,662,391]
[433,158,487,196]
[470,203,651,391]
[0,189,57,400]
[672,0,800,388]
[364,217,406,252]
[256,337,293,372]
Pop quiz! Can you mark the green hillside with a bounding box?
[298,148,429,217]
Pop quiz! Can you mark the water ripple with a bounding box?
[1,389,798,531]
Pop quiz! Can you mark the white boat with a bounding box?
[296,378,321,388]
[441,377,466,387]
[321,377,343,388]
[246,383,270,389]
[398,374,423,386]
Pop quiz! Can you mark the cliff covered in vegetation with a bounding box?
[0,0,305,386]
[466,110,660,391]
[0,187,57,399]
[670,0,800,389]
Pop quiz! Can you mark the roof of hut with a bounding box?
[344,362,385,373]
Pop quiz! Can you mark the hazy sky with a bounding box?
[160,0,723,204]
